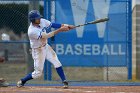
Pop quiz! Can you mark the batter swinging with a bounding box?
[17,10,75,88]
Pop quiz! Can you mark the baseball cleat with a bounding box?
[0,82,9,87]
[63,80,68,89]
[17,80,24,87]
[0,78,9,87]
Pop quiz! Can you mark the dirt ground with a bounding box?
[0,86,140,93]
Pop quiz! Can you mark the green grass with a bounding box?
[52,67,104,81]
[0,62,105,84]
[1,62,135,85]
[0,63,26,82]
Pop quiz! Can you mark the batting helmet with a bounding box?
[28,10,41,22]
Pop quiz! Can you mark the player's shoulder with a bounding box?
[28,24,35,31]
[28,24,38,34]
[40,18,51,24]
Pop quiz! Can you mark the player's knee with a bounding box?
[36,73,42,78]
[32,71,42,79]
[34,73,42,79]
[54,61,62,68]
[47,58,62,68]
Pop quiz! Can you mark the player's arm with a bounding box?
[41,26,69,39]
[43,19,75,30]
[51,23,76,30]
[51,23,61,28]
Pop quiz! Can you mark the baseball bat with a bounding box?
[75,17,109,27]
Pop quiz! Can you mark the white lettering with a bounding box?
[56,44,64,55]
[71,0,89,38]
[111,44,118,55]
[74,44,82,55]
[65,44,74,55]
[55,44,126,56]
[119,44,125,55]
[83,44,91,55]
[92,0,110,38]
[92,44,100,55]
[101,44,110,55]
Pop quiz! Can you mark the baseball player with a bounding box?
[17,10,75,88]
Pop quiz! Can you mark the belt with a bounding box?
[33,44,46,49]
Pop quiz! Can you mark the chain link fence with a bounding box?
[0,0,45,84]
[50,0,131,82]
[0,0,134,86]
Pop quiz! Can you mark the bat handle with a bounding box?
[75,25,80,27]
[75,24,85,27]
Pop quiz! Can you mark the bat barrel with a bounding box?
[75,17,109,27]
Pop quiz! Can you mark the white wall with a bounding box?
[133,0,140,9]
[136,0,140,4]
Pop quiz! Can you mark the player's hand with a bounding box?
[68,25,76,30]
[59,26,70,32]
[62,24,76,30]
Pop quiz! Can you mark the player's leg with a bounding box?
[46,44,68,88]
[17,47,46,87]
